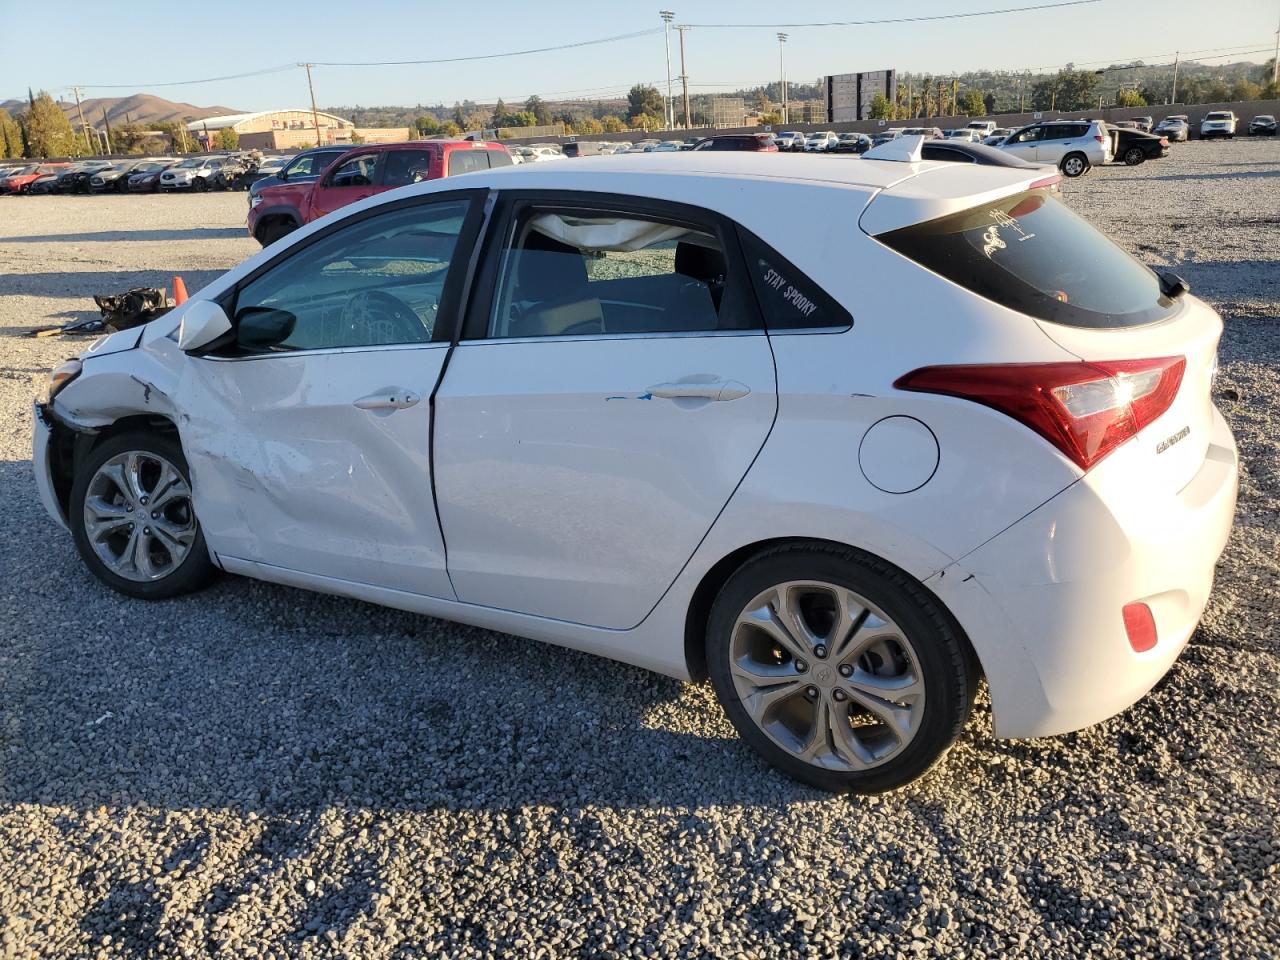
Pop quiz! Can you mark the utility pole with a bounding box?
[70,86,92,154]
[101,109,113,154]
[1171,51,1180,105]
[300,62,323,147]
[1272,10,1278,86]
[777,33,789,125]
[677,24,691,129]
[660,11,675,130]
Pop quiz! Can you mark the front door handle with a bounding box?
[647,378,751,402]
[353,390,421,411]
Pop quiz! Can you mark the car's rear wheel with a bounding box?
[70,432,217,600]
[1123,146,1146,166]
[1061,152,1089,177]
[193,177,208,192]
[705,543,976,793]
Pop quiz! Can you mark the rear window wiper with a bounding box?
[1158,271,1190,300]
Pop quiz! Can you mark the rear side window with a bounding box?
[737,228,852,330]
[878,190,1177,329]
[383,149,434,186]
[448,150,491,176]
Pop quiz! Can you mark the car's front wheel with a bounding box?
[1123,146,1146,165]
[1061,152,1089,177]
[70,431,217,600]
[705,543,977,793]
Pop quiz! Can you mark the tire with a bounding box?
[1060,152,1089,177]
[69,431,217,600]
[705,542,977,793]
[1123,146,1146,166]
[255,217,297,247]
[193,177,208,192]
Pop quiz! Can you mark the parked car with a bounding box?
[1133,116,1154,132]
[1248,114,1277,136]
[1113,128,1170,165]
[248,139,511,246]
[52,162,111,195]
[654,140,685,152]
[999,119,1112,177]
[773,131,807,151]
[34,151,1236,793]
[127,161,180,193]
[901,127,944,139]
[982,129,1013,146]
[872,128,907,146]
[833,132,872,154]
[1199,111,1236,139]
[160,156,227,191]
[1153,116,1189,142]
[692,134,778,152]
[562,141,608,158]
[1111,120,1139,130]
[90,159,160,193]
[804,131,839,152]
[26,172,69,195]
[965,120,998,137]
[626,139,661,153]
[2,163,70,194]
[246,147,349,204]
[918,139,1043,167]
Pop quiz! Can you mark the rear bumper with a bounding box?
[933,406,1238,738]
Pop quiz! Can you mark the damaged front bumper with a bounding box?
[32,402,68,529]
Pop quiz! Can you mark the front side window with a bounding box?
[229,199,472,353]
[1007,126,1043,144]
[878,190,1177,329]
[486,206,753,339]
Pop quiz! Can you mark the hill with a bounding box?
[0,93,240,128]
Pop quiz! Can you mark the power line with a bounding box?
[681,0,1101,28]
[311,28,661,67]
[72,64,297,91]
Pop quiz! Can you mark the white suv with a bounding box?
[1199,111,1237,140]
[999,119,1112,177]
[159,156,225,191]
[804,131,839,152]
[33,153,1237,792]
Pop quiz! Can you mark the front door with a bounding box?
[433,194,778,630]
[1001,125,1044,160]
[176,193,484,597]
[308,151,382,221]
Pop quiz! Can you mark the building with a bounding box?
[711,98,747,129]
[822,70,898,122]
[797,101,827,123]
[185,110,410,150]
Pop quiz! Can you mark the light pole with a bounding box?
[677,24,691,129]
[777,33,788,125]
[661,11,675,130]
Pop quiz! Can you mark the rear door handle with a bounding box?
[647,379,751,402]
[353,390,421,410]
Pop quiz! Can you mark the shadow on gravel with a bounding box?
[1144,169,1280,183]
[0,270,226,300]
[3,228,248,244]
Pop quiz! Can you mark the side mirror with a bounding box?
[177,300,232,353]
[235,306,296,351]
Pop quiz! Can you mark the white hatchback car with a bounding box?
[33,153,1237,792]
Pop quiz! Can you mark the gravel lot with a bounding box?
[1,141,1278,959]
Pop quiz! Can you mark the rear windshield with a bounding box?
[1206,112,1232,120]
[878,190,1177,329]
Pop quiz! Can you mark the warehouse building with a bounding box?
[186,110,409,150]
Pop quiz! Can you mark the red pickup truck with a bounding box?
[247,140,511,246]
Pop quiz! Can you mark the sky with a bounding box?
[2,0,1277,111]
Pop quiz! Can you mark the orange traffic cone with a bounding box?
[172,276,188,306]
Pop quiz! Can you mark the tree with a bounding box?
[1030,70,1099,111]
[759,110,782,126]
[1115,89,1147,107]
[440,121,463,138]
[868,93,894,120]
[1229,80,1260,102]
[23,91,76,158]
[213,128,239,150]
[573,117,604,134]
[524,95,551,126]
[490,98,509,128]
[415,114,442,136]
[350,131,365,145]
[451,104,466,127]
[627,84,665,127]
[600,114,626,132]
[960,90,986,116]
[0,108,22,158]
[983,92,996,115]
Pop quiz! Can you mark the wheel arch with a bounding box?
[682,535,982,685]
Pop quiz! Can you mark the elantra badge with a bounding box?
[1156,426,1190,454]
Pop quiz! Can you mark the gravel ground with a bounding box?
[1,141,1277,959]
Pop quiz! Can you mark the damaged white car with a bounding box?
[33,150,1237,792]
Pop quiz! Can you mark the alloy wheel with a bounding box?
[728,580,926,771]
[82,451,196,582]
[1063,156,1086,177]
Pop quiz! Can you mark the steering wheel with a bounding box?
[337,290,427,346]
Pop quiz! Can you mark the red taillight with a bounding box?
[1160,137,1169,146]
[1029,174,1062,191]
[1122,602,1157,652]
[1094,134,1106,143]
[894,356,1186,470]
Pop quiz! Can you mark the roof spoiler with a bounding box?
[862,134,925,162]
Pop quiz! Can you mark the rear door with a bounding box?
[308,151,382,221]
[433,192,778,630]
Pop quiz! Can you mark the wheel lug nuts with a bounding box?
[151,511,158,519]
[143,527,151,535]
[805,686,818,699]
[794,659,808,673]
[140,496,148,505]
[125,505,133,512]
[833,689,847,702]
[814,644,827,659]
[839,664,853,678]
